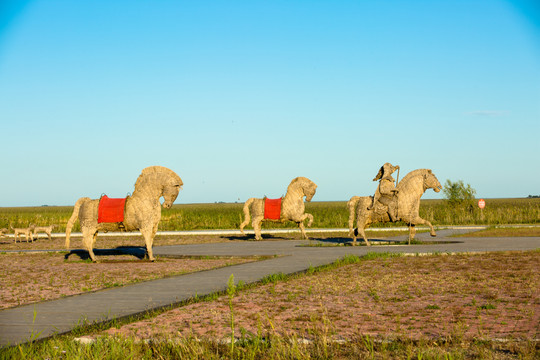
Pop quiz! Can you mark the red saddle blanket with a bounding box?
[264,197,282,220]
[98,195,126,223]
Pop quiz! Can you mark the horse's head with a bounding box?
[135,166,183,209]
[302,178,318,202]
[161,176,183,209]
[424,169,442,193]
[287,177,317,202]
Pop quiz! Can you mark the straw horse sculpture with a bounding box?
[65,166,183,262]
[349,169,442,246]
[240,177,317,240]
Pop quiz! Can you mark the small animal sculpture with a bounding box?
[0,228,8,237]
[349,169,442,246]
[65,166,183,262]
[240,177,317,240]
[32,225,56,241]
[11,225,35,243]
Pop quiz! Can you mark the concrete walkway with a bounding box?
[1,228,539,346]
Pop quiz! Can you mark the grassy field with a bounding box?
[1,198,539,233]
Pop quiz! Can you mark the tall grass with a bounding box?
[0,206,77,232]
[3,333,537,360]
[0,198,538,233]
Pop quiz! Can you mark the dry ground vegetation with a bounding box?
[100,251,539,343]
[9,250,535,360]
[0,253,259,309]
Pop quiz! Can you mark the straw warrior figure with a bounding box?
[240,177,317,240]
[348,168,442,246]
[65,166,183,262]
[367,162,400,222]
[348,162,400,235]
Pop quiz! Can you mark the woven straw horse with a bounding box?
[240,177,317,240]
[65,166,183,262]
[349,169,441,246]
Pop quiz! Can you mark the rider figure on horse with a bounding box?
[367,162,400,222]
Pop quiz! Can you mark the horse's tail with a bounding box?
[239,198,255,235]
[65,197,90,249]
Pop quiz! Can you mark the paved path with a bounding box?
[1,228,539,346]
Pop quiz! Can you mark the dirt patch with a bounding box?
[0,252,256,309]
[103,251,540,342]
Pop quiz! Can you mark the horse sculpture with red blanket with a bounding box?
[66,166,183,262]
[240,177,317,240]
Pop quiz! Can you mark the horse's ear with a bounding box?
[373,167,383,181]
[427,169,432,174]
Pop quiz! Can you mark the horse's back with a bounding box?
[76,198,100,228]
[245,198,265,217]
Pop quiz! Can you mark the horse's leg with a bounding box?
[141,225,157,261]
[298,221,309,240]
[239,208,250,235]
[408,225,416,245]
[82,227,98,262]
[411,216,437,237]
[357,226,370,246]
[296,213,313,239]
[252,216,264,240]
[355,215,371,246]
[91,232,98,252]
[347,199,358,236]
[305,213,314,227]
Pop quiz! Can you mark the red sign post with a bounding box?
[478,199,486,209]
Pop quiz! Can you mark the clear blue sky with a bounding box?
[1,0,539,206]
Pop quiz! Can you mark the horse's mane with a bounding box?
[397,169,432,192]
[287,177,316,190]
[399,169,430,184]
[134,166,182,190]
